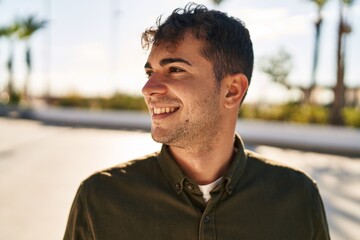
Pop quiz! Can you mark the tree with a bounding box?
[259,48,293,89]
[212,0,356,124]
[0,27,5,80]
[16,15,47,103]
[308,0,329,104]
[331,0,355,125]
[0,23,20,103]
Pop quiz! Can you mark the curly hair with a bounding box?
[141,3,254,86]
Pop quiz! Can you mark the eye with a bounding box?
[145,70,153,78]
[169,67,185,73]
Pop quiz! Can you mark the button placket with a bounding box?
[199,210,216,240]
[204,215,210,223]
[199,186,228,239]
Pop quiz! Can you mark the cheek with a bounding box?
[172,76,218,105]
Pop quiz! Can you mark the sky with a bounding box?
[0,0,359,104]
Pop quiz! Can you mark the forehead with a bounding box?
[147,34,206,64]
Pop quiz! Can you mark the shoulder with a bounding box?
[242,149,323,213]
[241,150,329,237]
[80,152,161,193]
[244,149,318,190]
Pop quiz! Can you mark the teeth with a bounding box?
[153,107,177,115]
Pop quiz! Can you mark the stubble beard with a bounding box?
[151,89,222,153]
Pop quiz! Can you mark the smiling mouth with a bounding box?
[152,107,179,115]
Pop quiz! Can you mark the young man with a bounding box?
[64,3,330,239]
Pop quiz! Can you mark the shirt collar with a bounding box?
[157,144,188,194]
[157,134,247,195]
[223,134,248,194]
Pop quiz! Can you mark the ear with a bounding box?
[223,73,248,109]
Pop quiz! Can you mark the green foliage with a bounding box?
[239,103,330,125]
[342,107,360,127]
[291,104,329,123]
[55,92,90,108]
[9,91,21,104]
[16,15,48,40]
[239,103,360,127]
[310,0,329,9]
[103,93,148,111]
[342,0,355,5]
[53,92,148,111]
[0,91,20,105]
[0,23,19,37]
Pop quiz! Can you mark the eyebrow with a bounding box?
[144,58,192,69]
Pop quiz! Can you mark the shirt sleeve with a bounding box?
[63,183,94,240]
[313,185,331,240]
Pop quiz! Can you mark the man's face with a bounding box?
[142,34,224,149]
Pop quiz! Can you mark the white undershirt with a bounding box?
[198,177,223,203]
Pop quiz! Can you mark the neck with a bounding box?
[169,131,235,185]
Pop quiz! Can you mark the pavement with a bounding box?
[0,117,359,240]
[1,106,360,240]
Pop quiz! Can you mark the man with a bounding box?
[64,3,330,239]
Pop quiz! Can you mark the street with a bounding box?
[0,117,359,240]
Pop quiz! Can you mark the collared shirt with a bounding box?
[64,135,330,240]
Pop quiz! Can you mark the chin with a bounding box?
[150,125,186,146]
[151,135,164,144]
[151,132,177,146]
[151,130,168,144]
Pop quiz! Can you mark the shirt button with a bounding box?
[204,215,210,223]
[187,183,195,190]
[175,183,181,191]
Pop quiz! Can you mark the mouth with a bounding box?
[151,106,180,118]
[152,107,178,114]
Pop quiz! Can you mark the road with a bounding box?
[0,117,359,240]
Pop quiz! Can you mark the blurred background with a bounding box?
[0,0,359,125]
[0,0,360,239]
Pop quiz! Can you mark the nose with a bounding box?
[142,73,167,97]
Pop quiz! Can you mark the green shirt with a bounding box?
[64,135,330,240]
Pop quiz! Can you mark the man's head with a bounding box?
[141,3,253,148]
[142,3,254,86]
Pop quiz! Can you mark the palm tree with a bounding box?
[16,15,47,103]
[331,0,355,125]
[0,23,20,102]
[0,27,6,87]
[307,0,329,104]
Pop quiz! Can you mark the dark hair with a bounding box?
[141,2,254,86]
